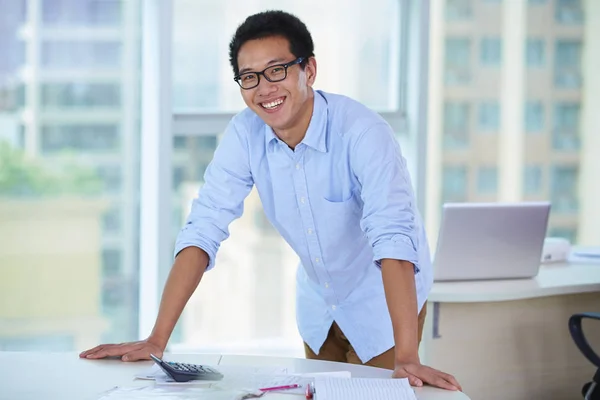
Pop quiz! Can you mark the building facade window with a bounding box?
[525,101,544,133]
[42,41,121,69]
[480,37,502,66]
[97,165,122,194]
[445,0,472,21]
[102,206,122,234]
[42,0,122,26]
[442,166,469,203]
[526,38,545,67]
[553,103,580,150]
[554,40,582,88]
[523,165,543,195]
[550,165,579,213]
[477,166,498,194]
[41,124,120,153]
[445,38,471,85]
[555,0,584,24]
[443,102,470,149]
[41,83,121,108]
[478,101,500,132]
[173,166,185,191]
[102,248,122,277]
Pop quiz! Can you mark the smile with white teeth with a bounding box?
[261,98,284,109]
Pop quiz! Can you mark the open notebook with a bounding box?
[314,376,417,400]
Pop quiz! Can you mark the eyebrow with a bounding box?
[238,58,287,75]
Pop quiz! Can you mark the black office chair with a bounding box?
[569,313,600,400]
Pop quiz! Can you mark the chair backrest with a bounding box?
[569,312,600,368]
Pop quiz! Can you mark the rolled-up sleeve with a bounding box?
[173,119,254,271]
[350,122,420,273]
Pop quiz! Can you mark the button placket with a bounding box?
[292,151,335,305]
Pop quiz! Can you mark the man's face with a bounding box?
[236,36,316,132]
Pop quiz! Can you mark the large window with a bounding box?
[5,0,597,360]
[427,0,599,249]
[0,0,141,350]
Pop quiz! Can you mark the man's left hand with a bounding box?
[393,362,462,391]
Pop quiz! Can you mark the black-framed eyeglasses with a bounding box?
[234,57,305,90]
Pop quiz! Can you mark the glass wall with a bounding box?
[0,0,141,350]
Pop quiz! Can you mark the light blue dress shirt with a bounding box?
[174,90,434,363]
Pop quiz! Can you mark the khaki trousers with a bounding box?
[303,303,427,369]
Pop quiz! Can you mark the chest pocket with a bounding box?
[314,191,364,250]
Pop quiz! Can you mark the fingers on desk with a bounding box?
[121,347,155,362]
[80,343,144,360]
[407,373,424,387]
[424,368,461,392]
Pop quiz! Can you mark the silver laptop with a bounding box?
[433,202,551,281]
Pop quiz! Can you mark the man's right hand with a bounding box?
[79,247,209,363]
[78,338,165,362]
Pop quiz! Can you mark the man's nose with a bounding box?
[256,76,278,95]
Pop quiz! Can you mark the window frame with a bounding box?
[138,0,174,338]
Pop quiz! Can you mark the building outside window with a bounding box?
[443,102,470,148]
[445,38,471,85]
[526,38,545,67]
[480,37,502,66]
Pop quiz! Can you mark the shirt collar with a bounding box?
[264,124,279,149]
[300,91,328,153]
[264,90,329,153]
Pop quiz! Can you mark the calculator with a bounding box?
[149,354,224,382]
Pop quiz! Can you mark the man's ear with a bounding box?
[305,57,317,86]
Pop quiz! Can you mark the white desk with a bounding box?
[421,261,600,400]
[429,261,600,303]
[0,351,471,400]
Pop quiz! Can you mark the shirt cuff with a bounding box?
[173,226,218,271]
[372,234,420,273]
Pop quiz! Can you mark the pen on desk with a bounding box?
[259,383,300,392]
[305,382,314,399]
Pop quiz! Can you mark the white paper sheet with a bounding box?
[313,377,417,400]
[569,248,600,263]
[97,385,241,400]
[217,370,352,395]
[135,364,289,385]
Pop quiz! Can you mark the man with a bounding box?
[80,10,461,391]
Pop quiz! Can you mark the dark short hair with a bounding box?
[228,10,315,76]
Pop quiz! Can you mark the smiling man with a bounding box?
[79,10,461,391]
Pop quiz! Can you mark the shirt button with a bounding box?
[331,305,336,311]
[300,197,305,204]
[307,228,313,234]
[296,163,301,170]
[315,257,320,263]
[325,282,329,288]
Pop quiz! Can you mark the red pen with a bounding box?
[305,382,314,399]
[259,383,300,392]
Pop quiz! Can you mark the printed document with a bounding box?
[314,376,417,400]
